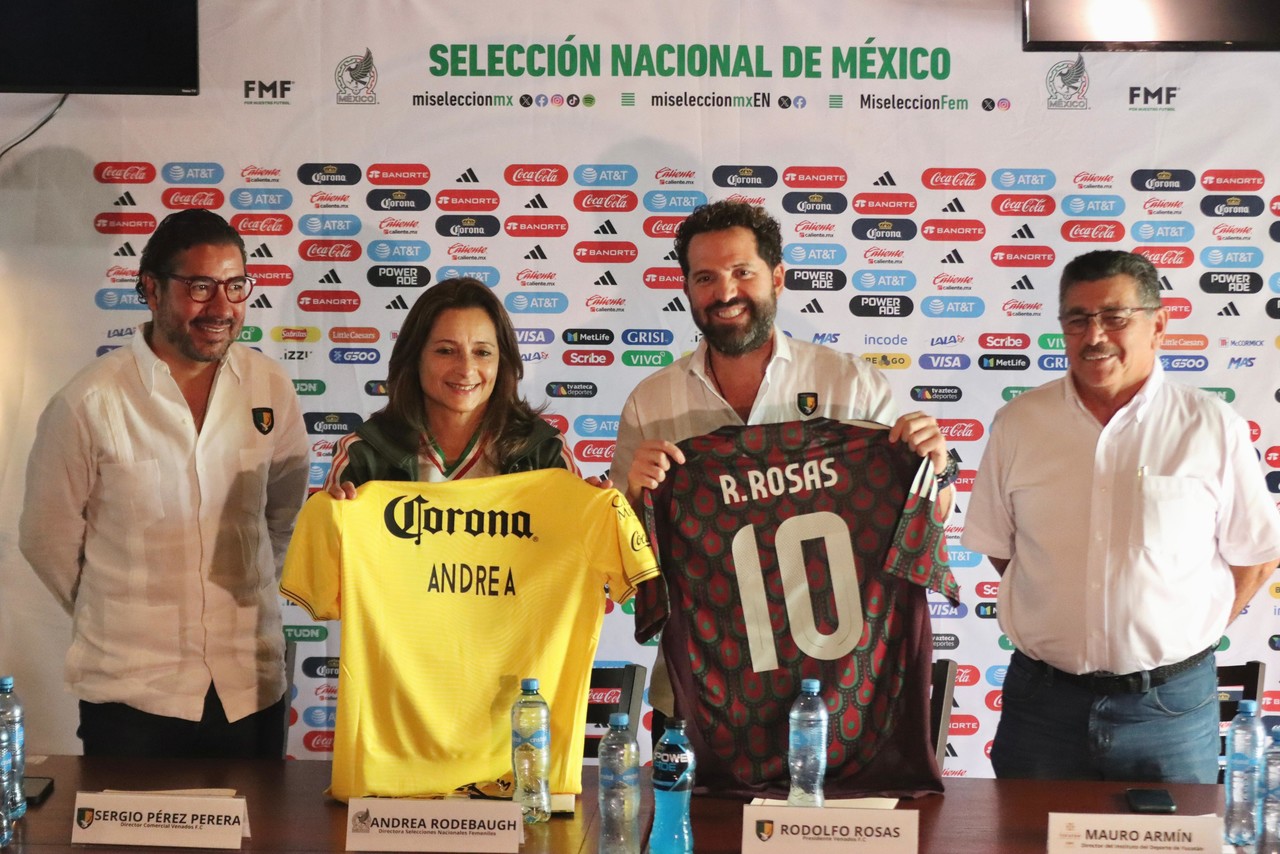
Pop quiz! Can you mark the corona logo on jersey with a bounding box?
[383,495,533,544]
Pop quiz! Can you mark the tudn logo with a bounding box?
[383,495,532,545]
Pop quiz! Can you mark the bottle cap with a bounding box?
[801,678,820,694]
[665,718,686,731]
[1240,699,1258,715]
[609,712,629,729]
[521,677,539,692]
[0,677,12,692]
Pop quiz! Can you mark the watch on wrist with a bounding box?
[935,455,959,490]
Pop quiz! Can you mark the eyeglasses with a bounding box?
[1058,306,1159,335]
[159,273,256,304]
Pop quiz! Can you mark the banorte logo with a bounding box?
[574,242,638,263]
[435,189,500,212]
[299,240,362,261]
[1201,169,1265,191]
[94,162,156,183]
[93,212,157,234]
[851,193,917,215]
[781,166,847,188]
[246,264,293,286]
[504,215,569,237]
[297,290,361,312]
[1061,220,1124,242]
[1134,246,1193,268]
[232,214,292,235]
[1160,297,1193,319]
[162,188,225,209]
[921,219,986,241]
[574,190,638,211]
[504,164,568,186]
[949,715,980,737]
[989,246,1055,267]
[990,194,1055,216]
[643,267,684,289]
[366,163,431,186]
[921,168,986,190]
[643,216,683,238]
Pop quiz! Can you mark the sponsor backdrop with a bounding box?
[2,1,1279,776]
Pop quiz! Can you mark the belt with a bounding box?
[1015,646,1215,696]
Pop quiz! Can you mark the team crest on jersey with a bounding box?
[796,392,818,416]
[252,407,275,435]
[756,820,775,841]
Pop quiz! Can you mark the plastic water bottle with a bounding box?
[510,678,550,823]
[651,719,695,854]
[788,678,829,807]
[597,712,639,854]
[1226,699,1266,846]
[1261,726,1280,854]
[0,678,19,821]
[0,728,12,847]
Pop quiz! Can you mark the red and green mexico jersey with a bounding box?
[638,418,958,798]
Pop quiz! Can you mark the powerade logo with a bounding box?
[230,188,293,210]
[1038,354,1069,371]
[303,706,338,728]
[329,348,381,364]
[784,243,846,266]
[622,328,674,346]
[367,240,430,261]
[163,162,224,184]
[919,353,971,370]
[643,190,706,212]
[574,164,638,186]
[849,295,913,317]
[1061,194,1124,216]
[786,269,848,291]
[1200,247,1263,268]
[1131,220,1194,243]
[574,415,620,437]
[851,218,917,241]
[852,270,915,292]
[504,292,568,313]
[922,297,984,318]
[516,328,554,345]
[299,214,362,236]
[95,289,146,310]
[992,168,1055,190]
[367,265,429,287]
[1201,272,1262,294]
[436,265,500,286]
[1160,354,1209,371]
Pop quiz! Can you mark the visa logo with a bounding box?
[929,602,968,619]
[920,353,972,370]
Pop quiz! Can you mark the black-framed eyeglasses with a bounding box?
[159,272,256,304]
[1058,306,1159,335]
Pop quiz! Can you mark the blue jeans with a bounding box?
[991,650,1219,783]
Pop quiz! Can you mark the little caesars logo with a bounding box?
[335,48,377,104]
[1046,54,1088,110]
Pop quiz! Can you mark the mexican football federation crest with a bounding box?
[77,808,95,829]
[796,392,818,416]
[756,819,775,841]
[252,407,275,435]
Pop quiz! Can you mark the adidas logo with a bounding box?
[1218,301,1240,317]
[524,245,548,260]
[662,296,687,312]
[800,298,823,314]
[1011,224,1035,239]
[872,171,896,186]
[594,270,618,287]
[250,243,273,258]
[941,249,964,264]
[1011,275,1033,290]
[249,294,272,309]
[113,242,137,257]
[594,219,618,235]
[1158,275,1173,291]
[941,198,965,213]
[944,743,958,758]
[113,191,136,206]
[663,249,679,261]
[525,193,548,209]
[386,294,410,310]
[455,167,479,183]
[318,269,342,284]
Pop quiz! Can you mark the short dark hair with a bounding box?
[1059,250,1161,306]
[136,209,246,300]
[381,277,543,465]
[673,200,782,276]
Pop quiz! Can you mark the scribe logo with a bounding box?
[563,349,615,366]
[978,333,1029,350]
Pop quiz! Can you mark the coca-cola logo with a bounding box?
[574,440,615,462]
[985,691,1004,712]
[588,687,624,704]
[245,264,293,286]
[978,333,1030,349]
[1061,220,1124,242]
[232,214,292,235]
[541,413,569,434]
[990,194,1055,216]
[643,216,683,238]
[161,188,224,209]
[93,212,157,234]
[1134,246,1193,268]
[365,163,431,186]
[781,166,847,188]
[503,216,569,236]
[94,162,156,184]
[504,164,568,186]
[574,190,638,211]
[921,168,986,190]
[434,189,501,212]
[298,240,362,261]
[954,664,980,686]
[303,730,335,752]
[938,419,984,440]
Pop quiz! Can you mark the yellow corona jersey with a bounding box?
[280,469,658,802]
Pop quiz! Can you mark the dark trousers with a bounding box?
[78,684,287,759]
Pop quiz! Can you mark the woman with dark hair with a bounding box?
[326,277,577,493]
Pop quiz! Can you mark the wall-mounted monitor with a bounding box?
[1024,0,1280,51]
[0,0,198,95]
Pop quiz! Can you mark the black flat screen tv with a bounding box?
[1024,0,1280,51]
[0,0,198,95]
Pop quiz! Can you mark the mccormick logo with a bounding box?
[712,165,779,188]
[434,189,500,211]
[94,162,156,183]
[921,220,986,241]
[299,240,362,261]
[782,166,847,188]
[504,215,569,236]
[366,163,431,185]
[654,167,696,185]
[643,216,684,238]
[1061,221,1124,242]
[991,194,1055,216]
[504,164,568,185]
[93,212,156,234]
[574,242,639,263]
[921,168,986,190]
[246,264,293,286]
[1160,296,1193,319]
[1135,246,1193,268]
[297,290,361,311]
[1201,169,1264,191]
[850,192,917,215]
[574,440,615,463]
[938,419,984,441]
[231,214,292,235]
[574,190,638,211]
[989,246,1055,267]
[643,267,684,289]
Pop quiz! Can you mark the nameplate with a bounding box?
[71,791,247,848]
[1047,812,1223,853]
[742,804,918,854]
[346,798,524,852]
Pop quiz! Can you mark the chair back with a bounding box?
[584,663,647,759]
[931,658,958,770]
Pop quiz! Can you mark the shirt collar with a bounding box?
[689,325,790,380]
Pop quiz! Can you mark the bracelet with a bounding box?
[935,455,959,490]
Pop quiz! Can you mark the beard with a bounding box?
[693,293,777,356]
